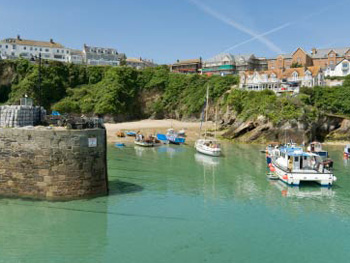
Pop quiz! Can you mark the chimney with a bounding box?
[50,38,54,43]
[312,48,317,55]
[17,35,21,40]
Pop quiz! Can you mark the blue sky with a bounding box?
[0,0,349,64]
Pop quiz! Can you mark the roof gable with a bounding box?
[312,47,350,58]
[292,47,307,55]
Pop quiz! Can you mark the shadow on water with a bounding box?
[108,179,144,196]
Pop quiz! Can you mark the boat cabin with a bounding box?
[307,141,328,158]
[275,147,330,173]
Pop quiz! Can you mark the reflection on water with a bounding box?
[269,179,335,198]
[134,145,156,157]
[194,153,220,167]
[1,143,350,262]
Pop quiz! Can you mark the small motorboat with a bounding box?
[134,140,153,147]
[126,131,137,137]
[157,130,186,145]
[269,145,337,186]
[134,134,162,147]
[166,129,186,145]
[148,135,163,147]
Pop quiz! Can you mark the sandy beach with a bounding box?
[105,119,217,144]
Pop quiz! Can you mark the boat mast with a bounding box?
[215,107,218,140]
[204,85,209,140]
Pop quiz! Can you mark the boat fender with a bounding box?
[334,176,337,182]
[268,163,273,167]
[283,175,288,180]
[270,167,276,172]
[281,190,287,197]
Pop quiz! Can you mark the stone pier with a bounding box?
[0,127,108,200]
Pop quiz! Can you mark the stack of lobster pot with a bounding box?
[0,105,46,128]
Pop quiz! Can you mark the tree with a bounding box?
[291,62,303,68]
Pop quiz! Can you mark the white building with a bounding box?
[68,49,84,64]
[325,59,350,77]
[83,44,120,66]
[240,66,324,94]
[0,35,70,62]
[240,70,283,92]
[126,57,156,69]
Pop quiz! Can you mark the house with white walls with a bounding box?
[0,35,70,62]
[240,66,324,94]
[325,59,350,77]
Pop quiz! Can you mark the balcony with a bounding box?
[218,65,235,70]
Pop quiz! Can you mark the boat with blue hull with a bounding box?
[268,145,337,186]
[157,129,186,145]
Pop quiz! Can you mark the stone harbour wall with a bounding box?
[0,128,108,200]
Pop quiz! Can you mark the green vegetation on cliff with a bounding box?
[0,60,238,118]
[1,59,350,123]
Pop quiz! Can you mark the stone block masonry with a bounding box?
[0,105,46,128]
[0,127,108,200]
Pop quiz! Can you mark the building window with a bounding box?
[45,49,49,52]
[57,49,60,53]
[30,47,33,51]
[35,48,37,51]
[292,72,298,80]
[342,62,349,70]
[12,45,16,49]
[40,48,42,51]
[330,61,334,66]
[330,53,334,58]
[6,45,9,49]
[23,46,26,50]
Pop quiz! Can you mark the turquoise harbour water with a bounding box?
[1,143,350,263]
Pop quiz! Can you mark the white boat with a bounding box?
[195,85,222,157]
[270,145,337,186]
[195,139,221,157]
[134,133,154,147]
[134,140,153,147]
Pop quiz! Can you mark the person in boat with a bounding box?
[288,156,293,172]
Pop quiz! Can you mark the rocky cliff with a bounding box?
[219,111,349,144]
